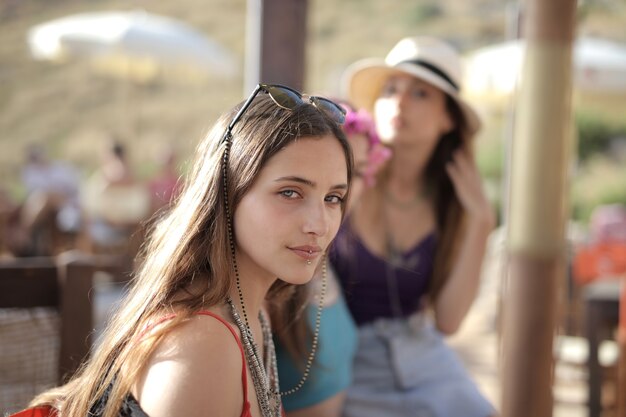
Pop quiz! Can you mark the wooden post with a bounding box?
[501,0,577,416]
[57,261,95,381]
[244,0,308,95]
[618,282,626,417]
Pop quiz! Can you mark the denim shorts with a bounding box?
[342,314,494,417]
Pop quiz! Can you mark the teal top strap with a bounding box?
[275,293,358,411]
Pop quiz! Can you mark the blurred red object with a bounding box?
[573,204,626,284]
[9,406,56,417]
[576,204,626,415]
[573,242,626,284]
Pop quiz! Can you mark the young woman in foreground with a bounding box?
[15,84,352,417]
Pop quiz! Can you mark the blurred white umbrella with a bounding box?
[27,10,237,84]
[464,36,626,104]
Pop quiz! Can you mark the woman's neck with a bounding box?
[228,262,275,321]
[386,144,430,189]
[383,149,430,199]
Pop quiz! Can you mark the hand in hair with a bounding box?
[445,148,495,230]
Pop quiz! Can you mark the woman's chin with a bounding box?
[279,268,317,286]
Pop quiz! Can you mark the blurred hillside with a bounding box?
[1,0,626,204]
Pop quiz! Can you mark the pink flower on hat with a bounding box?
[364,144,392,187]
[343,109,379,146]
[341,105,391,187]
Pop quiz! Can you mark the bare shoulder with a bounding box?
[133,312,245,417]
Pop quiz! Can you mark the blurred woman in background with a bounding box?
[334,36,496,417]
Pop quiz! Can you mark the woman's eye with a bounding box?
[325,194,344,204]
[380,83,397,96]
[279,190,300,199]
[411,88,427,98]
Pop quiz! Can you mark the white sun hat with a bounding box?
[341,36,482,135]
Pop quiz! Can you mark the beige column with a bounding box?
[501,0,577,416]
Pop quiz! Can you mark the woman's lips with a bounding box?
[289,245,322,260]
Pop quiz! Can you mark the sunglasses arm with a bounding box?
[221,84,263,142]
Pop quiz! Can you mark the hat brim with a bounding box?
[341,58,482,136]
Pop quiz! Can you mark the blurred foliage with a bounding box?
[572,153,626,221]
[401,2,444,25]
[573,110,626,220]
[476,126,506,180]
[576,111,626,161]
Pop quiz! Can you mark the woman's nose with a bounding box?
[395,88,411,109]
[302,201,330,237]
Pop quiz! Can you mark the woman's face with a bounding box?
[374,73,453,149]
[345,132,369,213]
[234,134,349,286]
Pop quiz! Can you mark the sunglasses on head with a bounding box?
[221,83,346,143]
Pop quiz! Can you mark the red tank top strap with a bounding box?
[8,406,57,417]
[194,310,251,416]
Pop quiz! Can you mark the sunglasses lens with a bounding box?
[266,85,302,110]
[313,97,346,124]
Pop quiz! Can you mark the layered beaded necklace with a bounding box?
[225,260,327,417]
[227,297,281,417]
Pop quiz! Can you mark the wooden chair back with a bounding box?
[0,254,132,383]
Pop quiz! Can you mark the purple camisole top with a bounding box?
[330,221,437,326]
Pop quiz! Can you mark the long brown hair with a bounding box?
[426,96,473,302]
[30,93,352,417]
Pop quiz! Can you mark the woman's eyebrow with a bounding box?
[275,176,315,187]
[275,176,348,191]
[330,183,349,191]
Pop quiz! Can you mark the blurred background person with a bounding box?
[81,139,150,256]
[147,145,182,215]
[95,139,135,186]
[0,186,27,258]
[19,144,81,255]
[333,36,496,417]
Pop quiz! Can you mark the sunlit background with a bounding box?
[2,0,625,224]
[1,2,626,414]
